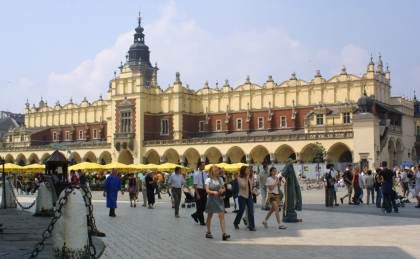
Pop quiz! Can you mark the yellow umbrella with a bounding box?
[69,162,103,172]
[144,164,159,170]
[128,164,153,171]
[3,163,23,173]
[204,163,248,173]
[156,163,189,173]
[223,163,249,172]
[21,164,45,173]
[102,162,131,171]
[204,163,216,171]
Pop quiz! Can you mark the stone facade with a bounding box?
[0,14,418,169]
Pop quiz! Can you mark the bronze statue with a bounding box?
[282,162,302,222]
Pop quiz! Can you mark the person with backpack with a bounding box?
[324,164,336,207]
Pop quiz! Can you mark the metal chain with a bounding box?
[81,186,98,259]
[28,186,74,259]
[8,181,37,210]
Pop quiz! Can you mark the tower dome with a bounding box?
[357,89,374,113]
[128,13,151,66]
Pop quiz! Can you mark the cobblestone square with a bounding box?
[2,190,420,258]
[88,190,420,259]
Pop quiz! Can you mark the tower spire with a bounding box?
[134,11,145,44]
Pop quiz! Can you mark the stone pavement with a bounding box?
[91,189,420,259]
[0,191,105,259]
[2,189,420,259]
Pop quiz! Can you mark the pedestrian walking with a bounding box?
[262,167,287,230]
[259,163,269,210]
[352,168,362,205]
[145,171,156,209]
[168,167,185,218]
[374,168,383,208]
[400,167,410,198]
[138,172,148,207]
[381,162,398,214]
[128,174,139,207]
[324,164,336,207]
[364,170,375,205]
[340,165,353,205]
[104,170,122,217]
[233,166,256,231]
[191,163,208,225]
[205,166,230,241]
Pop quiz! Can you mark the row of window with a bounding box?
[8,135,25,142]
[208,117,270,132]
[315,112,351,126]
[52,129,100,141]
[159,116,287,135]
[156,113,352,135]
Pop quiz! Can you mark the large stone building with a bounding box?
[1,15,419,169]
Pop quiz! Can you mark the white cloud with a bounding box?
[339,44,369,76]
[2,1,375,112]
[45,32,132,104]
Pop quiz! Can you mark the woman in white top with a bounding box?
[262,167,287,230]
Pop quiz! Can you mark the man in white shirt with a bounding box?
[191,163,208,225]
[168,167,185,218]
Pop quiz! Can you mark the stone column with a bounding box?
[222,155,229,163]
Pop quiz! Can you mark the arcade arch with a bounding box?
[300,143,325,163]
[69,152,82,164]
[5,154,14,163]
[118,150,134,165]
[144,149,160,164]
[162,148,180,164]
[15,153,27,166]
[274,145,296,163]
[83,151,98,163]
[98,151,112,165]
[326,142,353,163]
[204,147,223,164]
[28,153,40,164]
[226,146,246,163]
[250,145,270,164]
[183,148,201,168]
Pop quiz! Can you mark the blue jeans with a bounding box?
[375,189,382,208]
[234,196,255,229]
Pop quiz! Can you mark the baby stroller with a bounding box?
[395,194,410,208]
[181,186,196,209]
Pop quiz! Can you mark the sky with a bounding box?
[1,0,420,113]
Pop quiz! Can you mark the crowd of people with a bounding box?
[77,162,293,241]
[323,162,420,213]
[65,160,420,240]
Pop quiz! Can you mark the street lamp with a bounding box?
[0,156,5,209]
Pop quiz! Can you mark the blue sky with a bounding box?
[1,0,419,112]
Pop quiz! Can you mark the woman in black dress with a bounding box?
[145,171,156,209]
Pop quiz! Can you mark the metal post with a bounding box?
[1,157,6,209]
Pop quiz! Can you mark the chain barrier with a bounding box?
[28,186,74,259]
[81,186,98,259]
[8,181,37,210]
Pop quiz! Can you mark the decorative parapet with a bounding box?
[144,131,353,146]
[0,141,111,152]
